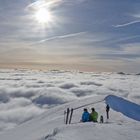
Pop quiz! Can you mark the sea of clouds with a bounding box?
[0,69,140,132]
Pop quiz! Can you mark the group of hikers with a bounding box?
[81,108,98,122]
[64,104,110,124]
[81,105,110,123]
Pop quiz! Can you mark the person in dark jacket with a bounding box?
[81,108,90,122]
[106,104,110,119]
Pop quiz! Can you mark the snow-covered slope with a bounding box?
[0,95,140,140]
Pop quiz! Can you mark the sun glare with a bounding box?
[35,8,52,24]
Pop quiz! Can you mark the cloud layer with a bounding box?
[0,69,140,132]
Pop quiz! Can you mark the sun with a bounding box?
[35,8,52,24]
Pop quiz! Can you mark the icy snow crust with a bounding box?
[0,69,140,140]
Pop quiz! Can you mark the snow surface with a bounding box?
[0,69,140,140]
[0,95,140,140]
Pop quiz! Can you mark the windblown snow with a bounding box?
[0,69,140,140]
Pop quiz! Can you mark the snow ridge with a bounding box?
[105,95,140,121]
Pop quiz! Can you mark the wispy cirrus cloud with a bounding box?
[113,20,140,28]
[26,0,86,11]
[1,0,140,72]
[26,0,63,11]
[30,31,87,45]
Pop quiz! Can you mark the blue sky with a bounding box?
[0,0,140,72]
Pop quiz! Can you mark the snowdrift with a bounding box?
[105,95,140,121]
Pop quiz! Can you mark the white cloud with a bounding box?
[0,105,44,124]
[113,20,140,28]
[113,12,140,28]
[0,92,9,103]
[32,87,77,106]
[0,98,32,110]
[31,32,87,46]
[26,0,87,11]
[27,0,63,11]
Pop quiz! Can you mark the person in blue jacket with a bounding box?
[81,108,90,122]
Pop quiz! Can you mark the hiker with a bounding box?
[89,108,98,122]
[81,108,90,122]
[106,104,110,119]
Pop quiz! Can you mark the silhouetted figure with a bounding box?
[106,104,110,119]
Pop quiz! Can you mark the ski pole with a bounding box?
[69,108,74,124]
[64,110,66,124]
[66,108,70,124]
